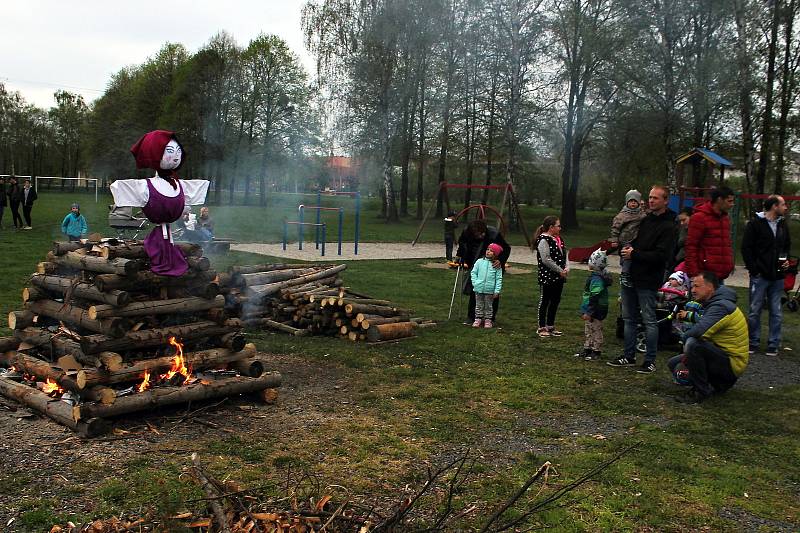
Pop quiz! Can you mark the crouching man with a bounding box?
[677,271,749,403]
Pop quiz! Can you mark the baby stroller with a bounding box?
[783,256,799,311]
[108,205,149,239]
[615,286,689,353]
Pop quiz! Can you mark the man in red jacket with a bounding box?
[684,186,735,281]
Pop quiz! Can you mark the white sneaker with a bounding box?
[23,226,32,230]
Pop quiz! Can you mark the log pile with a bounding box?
[223,263,434,342]
[0,238,281,436]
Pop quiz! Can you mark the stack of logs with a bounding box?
[0,239,281,437]
[222,263,432,342]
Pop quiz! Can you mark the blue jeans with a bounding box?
[748,276,783,350]
[621,285,658,363]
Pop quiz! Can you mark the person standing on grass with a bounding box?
[534,215,568,338]
[7,176,23,229]
[741,195,791,357]
[671,207,693,272]
[61,203,89,241]
[470,243,504,328]
[675,272,749,404]
[609,189,646,287]
[684,186,735,281]
[456,219,511,324]
[575,249,612,360]
[0,176,6,229]
[608,185,677,373]
[20,178,37,229]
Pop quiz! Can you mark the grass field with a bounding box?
[1,190,798,531]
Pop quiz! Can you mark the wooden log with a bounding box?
[55,252,141,275]
[228,358,264,378]
[87,295,225,320]
[8,311,36,330]
[94,270,216,292]
[83,344,257,387]
[259,388,279,404]
[238,268,320,287]
[98,352,124,372]
[359,315,411,329]
[0,337,20,353]
[79,320,242,354]
[82,386,116,405]
[81,372,282,419]
[100,242,203,260]
[14,328,103,368]
[345,303,409,317]
[366,322,415,342]
[244,318,309,336]
[30,274,131,306]
[217,333,246,352]
[0,377,109,437]
[229,263,314,275]
[0,351,86,392]
[36,262,59,275]
[247,265,347,300]
[52,241,87,255]
[25,300,128,337]
[186,256,211,271]
[21,286,49,303]
[337,298,393,307]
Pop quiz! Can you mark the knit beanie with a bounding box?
[624,190,642,206]
[487,243,503,257]
[71,203,80,210]
[588,248,608,272]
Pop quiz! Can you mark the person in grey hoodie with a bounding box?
[741,195,791,356]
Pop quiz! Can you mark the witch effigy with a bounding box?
[110,130,209,276]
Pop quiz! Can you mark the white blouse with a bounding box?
[110,176,210,208]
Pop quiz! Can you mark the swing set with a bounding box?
[411,182,532,247]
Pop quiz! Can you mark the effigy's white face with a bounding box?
[160,140,182,170]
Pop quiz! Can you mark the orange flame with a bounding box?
[42,378,64,395]
[137,369,151,393]
[161,337,191,381]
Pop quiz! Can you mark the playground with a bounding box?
[0,188,799,531]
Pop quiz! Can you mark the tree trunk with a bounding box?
[734,0,757,192]
[100,242,203,260]
[87,295,225,320]
[757,0,782,194]
[80,373,281,419]
[366,321,414,342]
[29,274,131,306]
[13,327,103,368]
[25,300,128,337]
[79,320,242,354]
[416,58,428,220]
[55,252,141,276]
[775,0,797,193]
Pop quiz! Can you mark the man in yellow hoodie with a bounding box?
[677,271,749,403]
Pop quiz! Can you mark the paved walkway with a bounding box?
[232,242,750,288]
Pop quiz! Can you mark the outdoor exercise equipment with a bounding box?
[299,205,344,256]
[412,182,531,248]
[283,221,327,256]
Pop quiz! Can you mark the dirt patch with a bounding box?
[735,352,800,390]
[421,262,533,275]
[719,507,799,532]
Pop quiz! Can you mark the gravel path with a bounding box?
[232,242,752,287]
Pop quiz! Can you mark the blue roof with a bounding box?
[677,147,733,167]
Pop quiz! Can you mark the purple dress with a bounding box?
[142,179,188,276]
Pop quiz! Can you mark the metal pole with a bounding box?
[321,224,326,257]
[316,193,322,249]
[354,192,361,255]
[95,179,98,203]
[338,208,343,256]
[298,207,304,251]
[282,220,288,251]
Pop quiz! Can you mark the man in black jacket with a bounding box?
[608,185,677,373]
[7,176,23,229]
[456,219,511,323]
[0,176,6,229]
[741,195,791,356]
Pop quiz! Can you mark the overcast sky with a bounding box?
[1,0,314,109]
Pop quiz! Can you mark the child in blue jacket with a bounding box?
[470,243,504,328]
[61,203,88,241]
[575,249,613,360]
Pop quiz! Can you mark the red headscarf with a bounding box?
[130,130,185,188]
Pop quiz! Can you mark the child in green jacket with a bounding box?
[61,203,88,241]
[576,249,613,360]
[470,243,504,329]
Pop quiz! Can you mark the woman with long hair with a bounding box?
[534,215,568,337]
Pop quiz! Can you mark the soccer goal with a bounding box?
[35,176,100,202]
